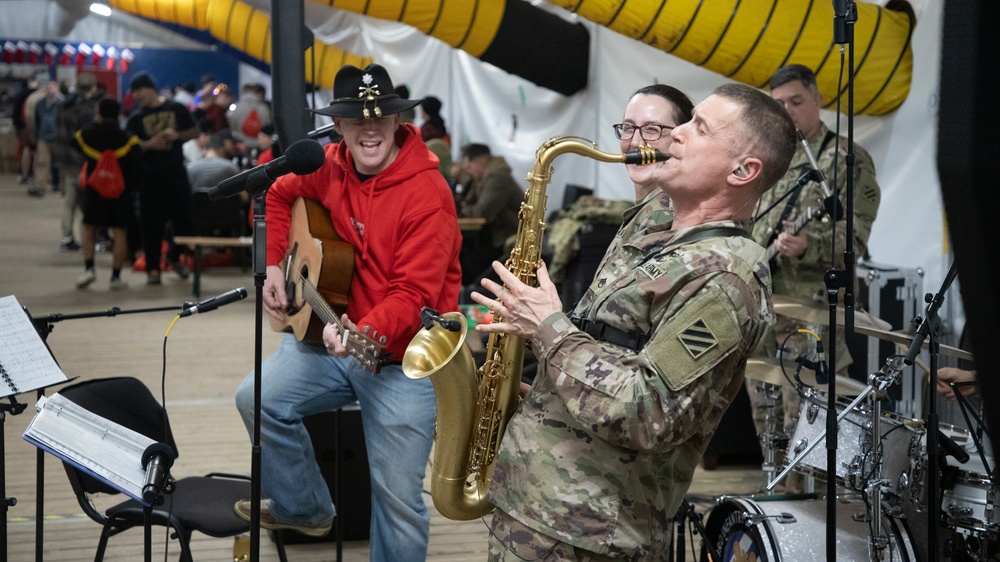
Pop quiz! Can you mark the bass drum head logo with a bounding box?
[716,510,769,562]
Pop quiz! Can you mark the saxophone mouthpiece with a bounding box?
[623,146,670,166]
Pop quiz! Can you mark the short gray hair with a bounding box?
[713,83,796,191]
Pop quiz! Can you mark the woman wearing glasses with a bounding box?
[606,84,694,254]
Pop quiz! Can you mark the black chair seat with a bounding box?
[56,377,287,562]
[104,476,251,537]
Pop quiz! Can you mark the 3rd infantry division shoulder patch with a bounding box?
[677,319,718,359]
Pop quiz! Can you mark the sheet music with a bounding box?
[23,394,154,504]
[0,295,68,398]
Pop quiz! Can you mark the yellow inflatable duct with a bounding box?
[548,0,914,115]
[111,0,913,113]
[110,0,372,89]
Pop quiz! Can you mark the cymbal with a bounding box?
[772,295,890,330]
[854,325,975,362]
[745,357,867,395]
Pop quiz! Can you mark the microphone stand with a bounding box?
[822,2,858,560]
[245,167,276,562]
[903,260,959,560]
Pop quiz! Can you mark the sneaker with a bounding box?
[76,269,96,289]
[233,500,332,537]
[60,238,81,252]
[169,260,191,280]
[147,272,162,286]
[17,176,31,185]
[109,277,128,290]
[27,187,44,198]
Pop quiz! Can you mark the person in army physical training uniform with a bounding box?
[471,83,796,561]
[746,65,882,492]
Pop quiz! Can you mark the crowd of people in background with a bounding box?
[10,66,529,293]
[10,68,278,289]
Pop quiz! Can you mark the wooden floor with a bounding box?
[0,172,762,561]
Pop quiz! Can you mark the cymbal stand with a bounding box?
[756,383,786,489]
[864,367,902,561]
[903,260,958,558]
[767,356,905,492]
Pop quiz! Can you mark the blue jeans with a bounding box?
[235,335,436,562]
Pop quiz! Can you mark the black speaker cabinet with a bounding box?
[274,406,372,544]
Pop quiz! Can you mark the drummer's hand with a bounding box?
[777,222,808,258]
[936,367,977,400]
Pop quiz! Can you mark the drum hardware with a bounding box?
[744,512,797,525]
[754,380,787,488]
[767,355,907,493]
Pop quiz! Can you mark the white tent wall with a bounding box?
[1,0,958,333]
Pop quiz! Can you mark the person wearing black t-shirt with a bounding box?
[126,71,199,285]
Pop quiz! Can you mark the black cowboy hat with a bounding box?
[313,64,422,119]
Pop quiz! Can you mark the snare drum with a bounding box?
[701,497,917,561]
[940,434,997,533]
[784,392,923,492]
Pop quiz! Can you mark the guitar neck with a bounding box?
[765,206,819,261]
[297,274,388,373]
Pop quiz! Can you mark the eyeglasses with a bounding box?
[613,123,674,142]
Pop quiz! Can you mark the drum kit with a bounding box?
[692,294,996,562]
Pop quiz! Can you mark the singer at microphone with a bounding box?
[232,63,464,544]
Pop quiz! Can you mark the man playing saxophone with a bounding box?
[471,83,796,560]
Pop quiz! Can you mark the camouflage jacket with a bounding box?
[488,194,774,558]
[751,122,880,299]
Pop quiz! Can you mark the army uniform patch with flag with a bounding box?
[677,319,719,359]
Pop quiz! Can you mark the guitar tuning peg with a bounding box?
[363,326,372,335]
[379,335,387,344]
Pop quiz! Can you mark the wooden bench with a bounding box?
[174,236,253,297]
[176,219,483,298]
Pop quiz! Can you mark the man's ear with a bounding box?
[729,157,762,186]
[332,117,342,136]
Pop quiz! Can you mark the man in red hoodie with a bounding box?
[234,64,462,561]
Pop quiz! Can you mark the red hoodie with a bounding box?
[266,123,462,358]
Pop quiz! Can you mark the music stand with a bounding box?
[0,295,70,562]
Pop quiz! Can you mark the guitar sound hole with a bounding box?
[285,265,310,316]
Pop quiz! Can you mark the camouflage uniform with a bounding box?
[487,191,774,560]
[747,123,880,479]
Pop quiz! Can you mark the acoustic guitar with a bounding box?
[270,198,391,374]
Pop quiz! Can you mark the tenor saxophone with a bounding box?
[402,136,664,521]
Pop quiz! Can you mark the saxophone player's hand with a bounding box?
[472,260,563,339]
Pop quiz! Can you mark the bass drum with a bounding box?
[701,497,918,562]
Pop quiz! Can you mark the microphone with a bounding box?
[938,429,970,464]
[307,122,336,140]
[813,338,829,385]
[207,139,326,200]
[420,307,462,332]
[622,148,670,166]
[141,442,175,504]
[796,130,844,221]
[179,287,248,317]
